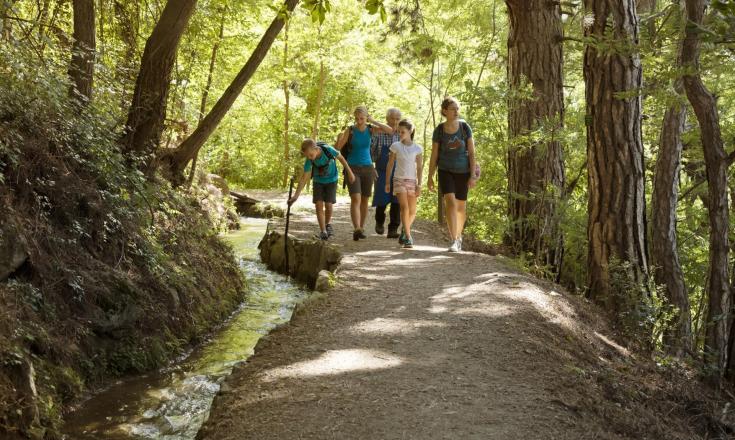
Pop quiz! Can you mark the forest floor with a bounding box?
[198,191,729,440]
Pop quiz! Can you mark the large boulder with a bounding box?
[258,230,341,289]
[0,218,29,281]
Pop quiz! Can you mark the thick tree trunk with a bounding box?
[119,0,197,158]
[728,183,735,381]
[505,0,565,275]
[583,0,649,318]
[187,9,225,187]
[282,20,290,188]
[68,0,95,103]
[160,0,300,185]
[681,0,731,380]
[651,77,690,355]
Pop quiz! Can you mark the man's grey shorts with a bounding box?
[346,165,374,197]
[313,181,337,204]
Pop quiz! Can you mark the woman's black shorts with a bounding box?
[438,169,470,201]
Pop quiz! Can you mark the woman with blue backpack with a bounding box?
[335,106,395,241]
[427,97,479,252]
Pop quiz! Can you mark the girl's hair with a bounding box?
[440,96,460,117]
[300,138,317,152]
[354,105,369,117]
[398,119,415,140]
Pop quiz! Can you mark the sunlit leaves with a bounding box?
[301,0,331,24]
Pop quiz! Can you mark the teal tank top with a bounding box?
[347,125,373,166]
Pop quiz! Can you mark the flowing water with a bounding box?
[63,218,306,439]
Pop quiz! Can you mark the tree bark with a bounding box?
[651,76,690,355]
[160,0,300,185]
[119,0,197,158]
[187,8,225,187]
[311,60,326,139]
[506,0,565,275]
[282,20,290,188]
[113,0,139,111]
[681,0,731,380]
[68,0,95,103]
[583,0,649,318]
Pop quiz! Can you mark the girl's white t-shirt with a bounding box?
[389,141,423,180]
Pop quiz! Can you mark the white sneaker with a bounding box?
[448,240,459,253]
[457,237,463,251]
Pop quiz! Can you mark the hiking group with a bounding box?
[288,97,478,252]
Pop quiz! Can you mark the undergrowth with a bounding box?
[0,42,246,437]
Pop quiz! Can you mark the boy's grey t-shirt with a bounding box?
[432,121,472,173]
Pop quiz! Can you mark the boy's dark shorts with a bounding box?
[313,181,337,204]
[438,169,470,201]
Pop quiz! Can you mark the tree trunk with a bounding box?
[187,8,225,187]
[119,0,197,158]
[311,60,326,139]
[114,0,139,111]
[681,0,731,380]
[282,20,290,188]
[160,0,300,185]
[68,0,95,103]
[583,0,649,319]
[651,77,690,355]
[505,0,565,275]
[727,182,735,381]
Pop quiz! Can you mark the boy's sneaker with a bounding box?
[326,223,334,237]
[387,227,399,238]
[448,240,460,253]
[357,230,367,239]
[457,237,463,251]
[319,231,329,241]
[375,223,385,235]
[353,230,360,241]
[403,237,413,249]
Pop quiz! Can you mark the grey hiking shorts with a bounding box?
[347,165,374,197]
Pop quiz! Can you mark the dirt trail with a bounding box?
[197,195,704,440]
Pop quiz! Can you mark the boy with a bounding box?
[288,139,355,240]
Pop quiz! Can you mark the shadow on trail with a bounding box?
[198,236,624,440]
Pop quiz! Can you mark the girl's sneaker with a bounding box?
[398,229,407,245]
[326,223,334,237]
[448,239,460,253]
[457,237,463,251]
[317,231,329,240]
[403,237,413,249]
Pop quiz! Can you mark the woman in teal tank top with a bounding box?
[336,106,394,241]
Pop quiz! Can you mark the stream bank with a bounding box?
[62,218,312,439]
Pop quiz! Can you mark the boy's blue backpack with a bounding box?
[310,142,336,179]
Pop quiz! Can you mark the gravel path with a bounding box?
[196,196,681,440]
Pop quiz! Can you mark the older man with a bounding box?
[371,108,402,238]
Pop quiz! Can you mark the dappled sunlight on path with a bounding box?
[197,200,631,440]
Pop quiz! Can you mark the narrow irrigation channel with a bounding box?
[63,218,307,439]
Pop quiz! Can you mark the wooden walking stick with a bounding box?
[284,177,294,275]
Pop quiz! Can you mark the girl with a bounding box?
[335,106,394,241]
[385,119,423,249]
[427,97,478,253]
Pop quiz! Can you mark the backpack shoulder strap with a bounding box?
[320,144,335,160]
